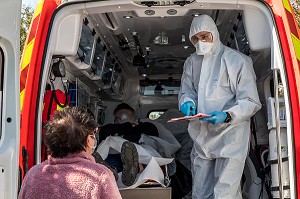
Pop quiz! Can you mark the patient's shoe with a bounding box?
[121,141,139,186]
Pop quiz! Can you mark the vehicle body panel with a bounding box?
[0,0,21,198]
[267,0,300,195]
[19,0,61,177]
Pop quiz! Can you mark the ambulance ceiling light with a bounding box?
[167,9,177,15]
[145,10,155,15]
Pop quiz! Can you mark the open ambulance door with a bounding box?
[0,0,21,198]
[19,0,61,185]
[268,0,300,197]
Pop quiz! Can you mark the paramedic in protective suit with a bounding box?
[178,15,261,199]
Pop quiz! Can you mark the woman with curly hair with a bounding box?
[18,107,121,199]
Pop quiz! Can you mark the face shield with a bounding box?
[118,113,129,124]
[114,109,135,124]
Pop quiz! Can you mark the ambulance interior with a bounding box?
[40,1,294,198]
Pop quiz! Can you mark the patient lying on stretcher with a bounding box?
[93,103,177,187]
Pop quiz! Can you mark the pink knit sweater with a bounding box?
[18,152,122,199]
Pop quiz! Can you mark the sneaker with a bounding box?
[121,141,139,186]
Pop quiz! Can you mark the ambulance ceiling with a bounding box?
[90,8,265,78]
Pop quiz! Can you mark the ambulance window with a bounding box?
[102,52,114,87]
[139,79,180,96]
[119,76,126,95]
[226,14,250,55]
[0,48,3,138]
[148,110,166,120]
[112,74,125,95]
[91,38,105,76]
[77,19,95,65]
[112,72,125,94]
[111,73,119,92]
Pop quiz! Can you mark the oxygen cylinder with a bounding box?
[269,128,290,198]
[267,97,290,198]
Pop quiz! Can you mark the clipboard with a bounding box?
[167,113,211,123]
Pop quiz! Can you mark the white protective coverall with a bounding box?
[178,15,261,199]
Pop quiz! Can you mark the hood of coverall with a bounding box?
[189,15,221,55]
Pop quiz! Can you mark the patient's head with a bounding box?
[113,103,135,124]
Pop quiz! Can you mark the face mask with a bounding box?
[118,114,129,124]
[88,135,97,153]
[195,40,214,55]
[92,136,97,152]
[92,146,96,153]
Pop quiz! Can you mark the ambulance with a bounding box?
[0,0,299,198]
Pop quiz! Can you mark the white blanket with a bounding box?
[97,136,173,189]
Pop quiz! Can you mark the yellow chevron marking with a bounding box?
[291,33,300,61]
[21,39,34,71]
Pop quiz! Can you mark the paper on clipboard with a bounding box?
[167,113,211,122]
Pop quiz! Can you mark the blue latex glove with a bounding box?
[200,111,227,125]
[180,101,196,116]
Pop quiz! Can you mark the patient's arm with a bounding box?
[99,123,134,141]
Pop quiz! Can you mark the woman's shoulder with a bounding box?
[86,161,116,181]
[82,156,112,174]
[23,161,48,179]
[94,163,112,174]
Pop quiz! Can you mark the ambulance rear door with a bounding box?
[0,0,21,198]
